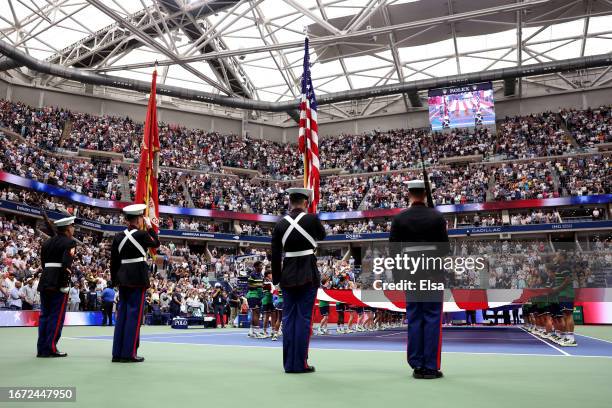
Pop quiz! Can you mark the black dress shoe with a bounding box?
[123,356,145,363]
[39,351,66,358]
[422,369,443,379]
[285,366,316,374]
[412,368,425,379]
[38,351,67,358]
[111,357,122,363]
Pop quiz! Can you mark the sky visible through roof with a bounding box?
[0,0,610,101]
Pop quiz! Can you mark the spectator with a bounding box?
[21,277,37,310]
[8,279,23,310]
[68,282,81,312]
[101,284,116,326]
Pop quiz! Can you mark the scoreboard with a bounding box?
[428,82,496,130]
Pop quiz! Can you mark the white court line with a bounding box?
[138,332,247,340]
[74,331,248,341]
[520,327,570,356]
[444,337,538,342]
[375,332,405,338]
[63,336,612,358]
[575,333,612,345]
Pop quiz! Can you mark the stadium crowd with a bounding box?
[3,98,611,176]
[556,155,611,196]
[495,112,572,159]
[0,134,124,200]
[561,105,612,147]
[0,99,611,218]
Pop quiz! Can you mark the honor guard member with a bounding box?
[110,204,160,363]
[37,216,77,358]
[389,180,449,380]
[271,187,326,373]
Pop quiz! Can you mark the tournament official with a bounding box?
[110,204,160,363]
[37,216,77,358]
[271,187,326,373]
[389,180,449,379]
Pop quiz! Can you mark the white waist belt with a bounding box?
[284,249,314,258]
[44,263,62,268]
[121,257,146,264]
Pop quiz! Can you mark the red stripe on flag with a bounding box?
[322,289,368,307]
[451,289,488,310]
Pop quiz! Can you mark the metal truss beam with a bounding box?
[3,37,611,113]
[251,1,299,100]
[86,0,232,94]
[283,0,341,35]
[381,4,409,111]
[93,0,554,71]
[156,0,255,97]
[448,0,461,75]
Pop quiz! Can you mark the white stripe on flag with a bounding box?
[310,130,318,145]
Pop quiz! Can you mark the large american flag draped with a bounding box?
[298,37,320,213]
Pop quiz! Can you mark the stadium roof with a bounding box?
[0,0,611,106]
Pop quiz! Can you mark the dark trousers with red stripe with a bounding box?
[112,287,145,359]
[406,301,443,371]
[37,291,68,356]
[281,285,317,373]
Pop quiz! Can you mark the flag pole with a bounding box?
[303,153,308,189]
[144,62,157,228]
[303,29,309,190]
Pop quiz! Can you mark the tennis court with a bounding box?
[2,325,612,408]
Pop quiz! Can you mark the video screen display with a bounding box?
[428,82,496,130]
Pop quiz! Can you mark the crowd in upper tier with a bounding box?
[0,98,611,215]
[0,133,124,200]
[495,112,573,159]
[561,105,612,148]
[1,129,610,214]
[2,99,611,177]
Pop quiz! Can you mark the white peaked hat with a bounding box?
[54,216,76,227]
[122,203,147,215]
[286,187,314,202]
[406,179,426,190]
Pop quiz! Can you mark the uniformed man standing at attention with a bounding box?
[271,187,326,373]
[37,216,77,358]
[389,180,449,379]
[110,204,160,363]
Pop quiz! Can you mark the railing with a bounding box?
[2,170,611,223]
[2,198,612,245]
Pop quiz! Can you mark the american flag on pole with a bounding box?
[298,37,320,213]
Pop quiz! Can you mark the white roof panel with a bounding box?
[0,0,609,101]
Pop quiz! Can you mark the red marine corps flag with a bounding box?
[298,37,320,213]
[134,67,160,246]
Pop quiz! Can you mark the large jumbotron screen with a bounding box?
[428,82,496,130]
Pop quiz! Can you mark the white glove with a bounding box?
[60,287,70,294]
[143,216,152,228]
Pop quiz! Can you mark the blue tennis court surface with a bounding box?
[76,326,612,358]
